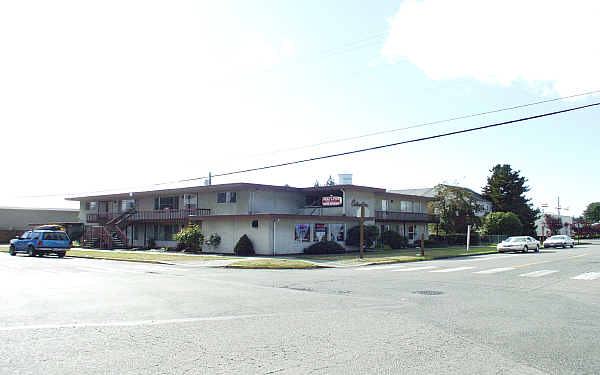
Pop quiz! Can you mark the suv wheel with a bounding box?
[57,252,66,258]
[535,245,539,253]
[9,245,16,256]
[27,246,36,257]
[570,244,574,248]
[523,246,528,253]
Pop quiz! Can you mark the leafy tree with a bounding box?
[314,180,320,187]
[325,175,336,186]
[430,185,480,234]
[544,215,563,236]
[482,212,523,236]
[482,164,539,236]
[346,225,379,248]
[583,202,600,223]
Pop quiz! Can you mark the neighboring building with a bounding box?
[391,184,493,218]
[535,214,573,237]
[0,207,80,243]
[67,177,438,254]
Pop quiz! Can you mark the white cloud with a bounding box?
[381,0,600,96]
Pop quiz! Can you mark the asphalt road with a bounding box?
[1,241,599,374]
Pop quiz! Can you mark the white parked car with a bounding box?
[543,235,575,249]
[497,236,540,253]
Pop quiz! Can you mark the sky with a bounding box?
[1,0,598,217]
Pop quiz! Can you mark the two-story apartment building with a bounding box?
[393,184,493,218]
[67,182,438,255]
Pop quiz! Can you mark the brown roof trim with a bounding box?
[301,185,385,193]
[65,182,392,201]
[376,192,436,201]
[65,183,304,201]
[190,214,366,222]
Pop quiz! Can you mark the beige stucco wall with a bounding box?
[0,208,80,231]
[251,189,304,214]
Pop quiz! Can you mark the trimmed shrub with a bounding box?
[346,225,379,248]
[381,230,408,249]
[304,240,345,254]
[234,234,255,256]
[206,233,222,248]
[173,224,204,252]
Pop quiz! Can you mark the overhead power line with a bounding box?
[247,88,600,158]
[16,99,600,199]
[184,101,600,181]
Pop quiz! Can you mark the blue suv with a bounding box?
[9,230,71,258]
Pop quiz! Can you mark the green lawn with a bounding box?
[295,246,499,265]
[225,259,323,269]
[0,246,238,263]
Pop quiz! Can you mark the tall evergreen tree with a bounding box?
[482,164,539,236]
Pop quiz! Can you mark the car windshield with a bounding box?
[506,237,524,242]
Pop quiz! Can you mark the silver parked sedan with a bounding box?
[543,235,575,248]
[497,236,540,253]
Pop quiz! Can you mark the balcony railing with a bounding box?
[375,210,439,223]
[88,208,211,223]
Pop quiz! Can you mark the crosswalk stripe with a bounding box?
[392,266,437,272]
[519,270,558,278]
[571,272,600,280]
[474,267,515,274]
[430,266,476,273]
[358,265,407,271]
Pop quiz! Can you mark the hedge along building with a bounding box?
[67,177,438,255]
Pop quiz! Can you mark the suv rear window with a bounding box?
[42,232,69,240]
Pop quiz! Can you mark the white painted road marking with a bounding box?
[519,270,559,278]
[571,272,600,280]
[474,267,515,274]
[392,266,437,272]
[358,265,407,271]
[430,266,476,273]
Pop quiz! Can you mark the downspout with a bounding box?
[272,219,277,256]
[341,188,346,216]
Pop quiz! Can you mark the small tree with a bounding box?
[173,224,204,252]
[483,212,523,236]
[583,202,600,223]
[346,225,379,248]
[325,175,336,186]
[544,215,563,236]
[234,234,255,256]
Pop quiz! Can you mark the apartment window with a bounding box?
[381,200,388,211]
[400,201,411,212]
[120,199,136,211]
[85,201,97,210]
[217,192,237,204]
[294,224,311,241]
[155,196,179,210]
[329,223,345,241]
[183,194,197,209]
[408,225,415,241]
[313,223,328,241]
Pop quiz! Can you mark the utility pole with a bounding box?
[352,201,368,259]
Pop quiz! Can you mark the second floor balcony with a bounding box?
[88,208,211,223]
[375,210,439,223]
